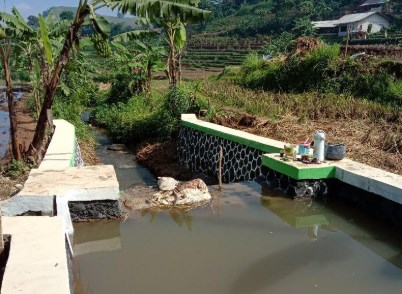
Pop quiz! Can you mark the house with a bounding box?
[312,12,389,37]
[357,0,391,13]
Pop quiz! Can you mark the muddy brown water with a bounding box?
[73,132,402,294]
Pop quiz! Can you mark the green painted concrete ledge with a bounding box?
[182,120,282,154]
[261,154,336,180]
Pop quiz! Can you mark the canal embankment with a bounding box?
[0,119,122,293]
[179,114,402,222]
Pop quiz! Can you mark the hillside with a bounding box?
[195,0,397,37]
[43,6,138,29]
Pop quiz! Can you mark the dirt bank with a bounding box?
[0,93,35,200]
[135,140,218,185]
[135,140,193,181]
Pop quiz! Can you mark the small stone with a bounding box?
[15,184,23,189]
[74,203,86,211]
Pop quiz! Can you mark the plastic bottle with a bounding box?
[313,130,326,162]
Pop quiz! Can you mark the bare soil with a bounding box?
[0,94,35,201]
[135,140,193,181]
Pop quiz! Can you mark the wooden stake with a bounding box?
[218,145,223,190]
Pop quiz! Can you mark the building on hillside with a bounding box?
[357,0,391,13]
[312,12,389,37]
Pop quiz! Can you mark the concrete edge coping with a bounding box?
[182,114,402,204]
[181,113,283,153]
[39,119,76,171]
[261,153,337,180]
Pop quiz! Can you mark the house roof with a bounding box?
[338,12,378,24]
[312,20,338,28]
[359,0,388,7]
[312,12,387,28]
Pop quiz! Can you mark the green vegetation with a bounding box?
[93,83,207,143]
[1,160,32,179]
[221,42,402,106]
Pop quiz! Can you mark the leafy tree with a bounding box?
[390,0,402,24]
[60,11,74,21]
[27,15,39,27]
[265,31,295,56]
[293,16,315,36]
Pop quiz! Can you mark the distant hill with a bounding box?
[43,6,138,29]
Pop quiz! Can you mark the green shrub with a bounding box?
[94,85,204,143]
[108,73,136,104]
[238,44,402,105]
[3,160,30,179]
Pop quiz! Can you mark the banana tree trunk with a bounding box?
[146,60,152,97]
[167,26,177,85]
[3,54,21,161]
[177,49,183,85]
[29,17,85,158]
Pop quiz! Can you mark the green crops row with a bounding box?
[349,38,402,45]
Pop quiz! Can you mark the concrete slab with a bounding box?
[1,195,54,217]
[2,165,120,237]
[181,114,283,153]
[19,165,119,196]
[1,216,70,294]
[261,153,337,180]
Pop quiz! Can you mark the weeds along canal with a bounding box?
[72,129,402,294]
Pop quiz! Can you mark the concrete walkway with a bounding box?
[1,217,70,294]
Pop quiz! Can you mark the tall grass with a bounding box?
[228,44,402,106]
[200,80,401,123]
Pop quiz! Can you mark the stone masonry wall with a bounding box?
[74,140,84,167]
[178,126,327,198]
[68,201,121,222]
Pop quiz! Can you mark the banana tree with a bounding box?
[112,38,166,95]
[109,0,211,85]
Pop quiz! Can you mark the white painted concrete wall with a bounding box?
[39,119,76,170]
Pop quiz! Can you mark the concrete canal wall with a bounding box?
[0,119,121,294]
[179,114,402,203]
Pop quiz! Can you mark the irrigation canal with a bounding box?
[72,130,402,294]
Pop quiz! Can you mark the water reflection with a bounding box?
[73,220,121,256]
[73,182,402,294]
[260,190,402,269]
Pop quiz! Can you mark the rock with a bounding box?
[157,177,180,191]
[107,144,127,151]
[15,184,23,189]
[149,178,211,207]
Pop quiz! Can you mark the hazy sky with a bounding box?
[2,1,116,18]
